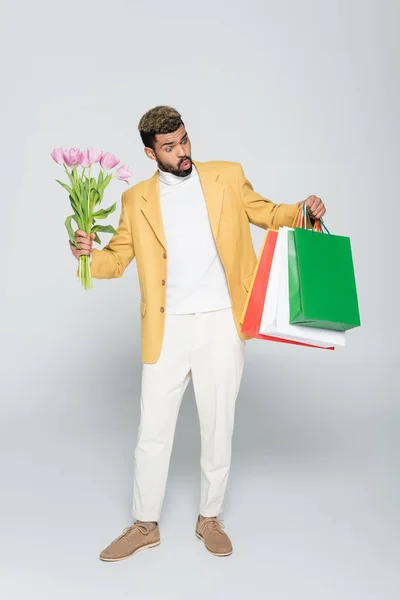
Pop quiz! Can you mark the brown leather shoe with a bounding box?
[195,516,233,556]
[99,523,160,562]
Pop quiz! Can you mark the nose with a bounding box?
[177,145,187,158]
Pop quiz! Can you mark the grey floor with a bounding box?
[1,335,397,600]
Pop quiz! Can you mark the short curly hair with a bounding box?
[138,106,184,149]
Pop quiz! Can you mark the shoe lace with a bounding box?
[116,523,150,541]
[197,517,225,537]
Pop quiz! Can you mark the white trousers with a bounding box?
[132,307,245,521]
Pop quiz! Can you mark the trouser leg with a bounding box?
[191,308,245,517]
[132,313,192,521]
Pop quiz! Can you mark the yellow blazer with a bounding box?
[86,160,300,363]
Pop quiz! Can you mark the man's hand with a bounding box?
[298,195,326,220]
[69,230,95,261]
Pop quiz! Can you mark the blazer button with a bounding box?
[163,252,167,259]
[160,307,165,313]
[161,280,165,286]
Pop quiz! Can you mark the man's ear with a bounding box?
[144,147,156,161]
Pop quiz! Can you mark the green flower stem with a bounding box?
[78,254,93,290]
[87,166,92,232]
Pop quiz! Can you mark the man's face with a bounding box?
[145,124,193,177]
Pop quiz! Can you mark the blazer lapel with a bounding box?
[194,160,225,241]
[141,171,167,250]
[140,160,225,250]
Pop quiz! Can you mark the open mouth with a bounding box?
[181,160,191,169]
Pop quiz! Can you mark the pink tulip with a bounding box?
[81,148,103,167]
[63,148,83,167]
[88,148,103,164]
[50,147,65,164]
[116,165,133,183]
[80,149,91,168]
[100,152,120,170]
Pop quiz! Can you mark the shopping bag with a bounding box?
[240,203,309,331]
[240,229,334,350]
[288,218,361,331]
[240,230,277,335]
[259,227,345,347]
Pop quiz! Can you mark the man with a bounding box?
[70,106,326,560]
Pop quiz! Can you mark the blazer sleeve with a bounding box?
[238,163,300,229]
[76,192,135,279]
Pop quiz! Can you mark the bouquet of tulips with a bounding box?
[51,147,132,290]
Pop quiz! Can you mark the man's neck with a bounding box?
[158,164,197,186]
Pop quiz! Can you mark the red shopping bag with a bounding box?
[241,230,278,337]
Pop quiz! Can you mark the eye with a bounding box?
[166,147,172,152]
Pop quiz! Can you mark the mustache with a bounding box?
[179,157,191,166]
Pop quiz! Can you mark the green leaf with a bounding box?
[92,202,117,219]
[79,179,87,220]
[72,213,82,228]
[91,224,119,235]
[64,170,74,186]
[98,170,104,189]
[65,169,77,188]
[91,189,101,207]
[65,215,79,247]
[98,173,113,192]
[97,188,105,204]
[94,233,101,244]
[56,180,78,204]
[67,194,82,219]
[56,179,83,212]
[56,179,73,195]
[81,179,87,196]
[63,169,83,207]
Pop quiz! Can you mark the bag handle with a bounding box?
[296,202,330,234]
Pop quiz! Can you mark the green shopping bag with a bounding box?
[288,209,361,332]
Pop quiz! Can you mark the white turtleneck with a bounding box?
[158,163,232,314]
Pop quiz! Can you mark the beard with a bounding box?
[156,155,193,178]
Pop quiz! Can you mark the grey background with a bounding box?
[1,0,399,598]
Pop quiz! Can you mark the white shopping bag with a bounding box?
[259,227,346,347]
